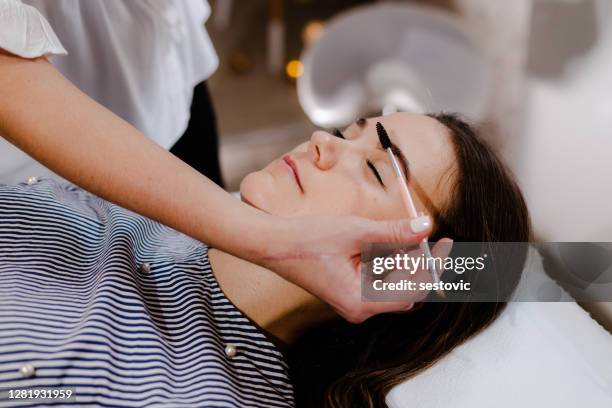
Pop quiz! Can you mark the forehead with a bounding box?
[360,113,457,214]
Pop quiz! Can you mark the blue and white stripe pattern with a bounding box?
[0,178,294,407]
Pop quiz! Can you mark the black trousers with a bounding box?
[170,82,225,188]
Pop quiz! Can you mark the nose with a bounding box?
[308,130,343,170]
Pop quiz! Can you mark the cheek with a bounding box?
[339,180,403,220]
[240,170,304,216]
[308,176,374,217]
[291,142,309,153]
[354,193,399,220]
[239,171,277,212]
[373,198,406,220]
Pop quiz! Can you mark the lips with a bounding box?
[282,155,304,193]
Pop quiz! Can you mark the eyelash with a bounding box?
[333,128,385,187]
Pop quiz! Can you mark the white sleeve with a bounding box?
[0,0,66,58]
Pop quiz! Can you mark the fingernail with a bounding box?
[410,215,431,233]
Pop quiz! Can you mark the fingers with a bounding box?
[366,301,415,316]
[399,238,453,299]
[431,238,454,278]
[341,301,415,323]
[355,238,455,321]
[366,215,432,245]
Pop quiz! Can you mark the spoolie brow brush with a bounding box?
[375,122,444,296]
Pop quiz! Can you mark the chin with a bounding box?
[240,171,306,217]
[239,171,274,213]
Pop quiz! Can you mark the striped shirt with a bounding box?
[0,178,295,407]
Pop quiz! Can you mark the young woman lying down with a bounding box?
[0,113,530,408]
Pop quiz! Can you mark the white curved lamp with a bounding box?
[298,3,493,127]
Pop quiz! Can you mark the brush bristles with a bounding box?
[376,122,392,150]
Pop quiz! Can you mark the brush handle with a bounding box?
[387,150,443,290]
[420,239,441,284]
[387,149,419,217]
[397,175,418,218]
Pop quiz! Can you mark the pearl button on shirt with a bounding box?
[19,364,35,378]
[225,344,238,359]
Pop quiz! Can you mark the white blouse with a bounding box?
[0,0,218,180]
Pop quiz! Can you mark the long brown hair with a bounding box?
[287,113,532,407]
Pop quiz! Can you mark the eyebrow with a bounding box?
[357,119,441,218]
[387,137,441,219]
[356,118,406,173]
[386,140,410,182]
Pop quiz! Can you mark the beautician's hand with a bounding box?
[0,53,450,323]
[258,215,453,323]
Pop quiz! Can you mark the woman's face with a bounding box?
[240,113,457,221]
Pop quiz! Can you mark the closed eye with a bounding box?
[367,160,385,187]
[333,128,385,188]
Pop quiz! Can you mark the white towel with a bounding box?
[387,248,612,407]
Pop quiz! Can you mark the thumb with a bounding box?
[367,215,432,244]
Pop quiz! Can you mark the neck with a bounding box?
[208,248,336,344]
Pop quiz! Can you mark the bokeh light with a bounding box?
[302,20,325,47]
[285,59,304,79]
